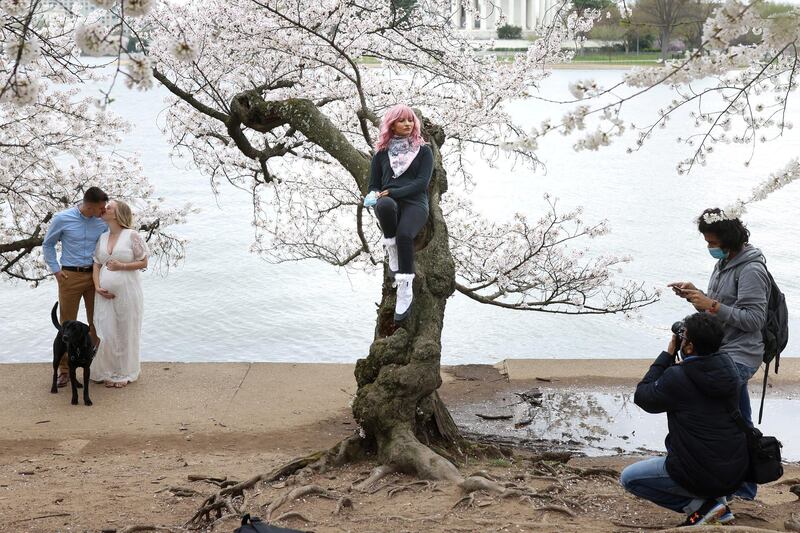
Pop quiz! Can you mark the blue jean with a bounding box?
[733,362,759,500]
[620,457,724,514]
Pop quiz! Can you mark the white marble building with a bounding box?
[453,0,558,37]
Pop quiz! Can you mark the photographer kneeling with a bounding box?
[620,313,749,527]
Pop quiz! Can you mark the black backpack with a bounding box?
[734,259,789,423]
[234,514,306,533]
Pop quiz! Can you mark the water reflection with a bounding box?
[453,388,800,461]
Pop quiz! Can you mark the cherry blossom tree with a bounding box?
[518,0,800,219]
[4,0,798,523]
[132,0,663,496]
[1,0,189,283]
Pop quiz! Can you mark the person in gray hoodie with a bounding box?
[669,207,769,500]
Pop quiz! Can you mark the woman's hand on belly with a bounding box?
[96,287,116,299]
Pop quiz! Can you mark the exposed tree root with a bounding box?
[529,451,573,463]
[611,521,666,530]
[185,437,363,527]
[274,511,313,523]
[186,498,239,527]
[572,467,619,478]
[117,526,176,533]
[787,512,800,532]
[10,512,71,524]
[334,496,353,515]
[156,486,201,497]
[265,484,336,520]
[533,504,577,518]
[353,464,396,493]
[183,428,586,529]
[187,474,229,487]
[467,470,497,481]
[735,511,770,522]
[451,492,477,509]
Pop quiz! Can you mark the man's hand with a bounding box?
[668,334,680,362]
[96,287,115,299]
[668,281,698,298]
[54,270,69,282]
[682,289,716,312]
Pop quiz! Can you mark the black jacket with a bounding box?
[367,145,433,210]
[634,351,749,498]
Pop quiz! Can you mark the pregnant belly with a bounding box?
[99,268,126,293]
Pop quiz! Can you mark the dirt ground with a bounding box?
[2,362,799,532]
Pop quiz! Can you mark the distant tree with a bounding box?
[675,0,719,50]
[497,24,522,39]
[573,0,614,11]
[632,0,703,59]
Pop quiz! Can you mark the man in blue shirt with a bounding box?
[42,187,109,387]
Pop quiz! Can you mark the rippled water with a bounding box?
[2,68,798,363]
[453,388,800,461]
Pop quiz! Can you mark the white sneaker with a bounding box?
[383,237,399,273]
[394,273,414,322]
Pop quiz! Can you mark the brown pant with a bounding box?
[57,271,97,373]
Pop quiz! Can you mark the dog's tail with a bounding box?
[51,302,61,331]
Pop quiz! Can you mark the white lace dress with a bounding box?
[92,229,149,383]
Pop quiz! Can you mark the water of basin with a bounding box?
[452,388,800,462]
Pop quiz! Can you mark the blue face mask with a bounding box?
[708,247,729,260]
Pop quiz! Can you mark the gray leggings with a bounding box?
[375,197,428,274]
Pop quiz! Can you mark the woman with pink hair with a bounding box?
[365,104,433,322]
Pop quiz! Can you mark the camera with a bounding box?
[671,321,685,359]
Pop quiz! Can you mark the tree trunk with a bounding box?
[223,90,467,480]
[660,28,671,61]
[351,124,464,480]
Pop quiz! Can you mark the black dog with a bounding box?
[51,302,95,406]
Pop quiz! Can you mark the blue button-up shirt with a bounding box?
[42,206,108,273]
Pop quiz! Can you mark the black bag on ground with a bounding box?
[746,427,784,484]
[730,409,784,484]
[234,513,306,533]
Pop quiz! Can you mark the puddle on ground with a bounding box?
[452,388,800,462]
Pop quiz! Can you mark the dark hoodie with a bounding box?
[707,244,769,370]
[634,351,749,498]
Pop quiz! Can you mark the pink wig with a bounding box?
[375,104,426,151]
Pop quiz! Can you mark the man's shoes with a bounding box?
[383,237,399,275]
[681,500,726,527]
[717,506,735,524]
[394,273,414,322]
[57,373,69,388]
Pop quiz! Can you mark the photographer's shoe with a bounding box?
[383,237,399,275]
[394,273,414,322]
[681,500,726,527]
[716,506,735,524]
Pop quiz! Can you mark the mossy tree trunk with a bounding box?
[351,123,465,480]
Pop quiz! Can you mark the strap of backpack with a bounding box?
[730,406,755,436]
[758,359,770,424]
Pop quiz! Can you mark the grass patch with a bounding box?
[488,458,513,468]
[571,52,664,63]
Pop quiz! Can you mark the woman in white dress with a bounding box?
[92,200,149,388]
